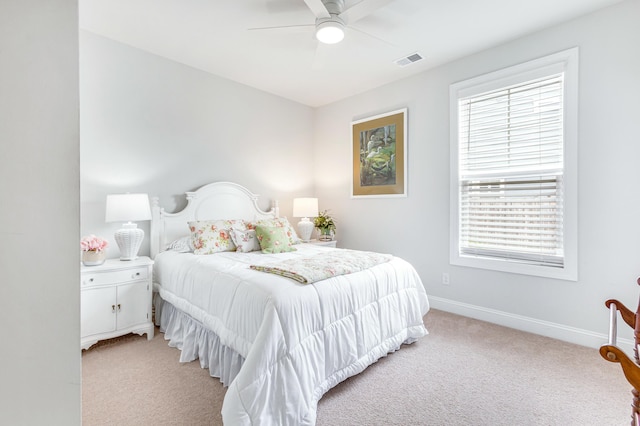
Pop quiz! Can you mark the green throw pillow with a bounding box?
[256,225,297,254]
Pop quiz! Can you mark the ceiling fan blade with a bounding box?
[248,24,315,33]
[265,0,311,14]
[348,25,397,47]
[339,0,397,24]
[304,0,331,19]
[311,42,331,69]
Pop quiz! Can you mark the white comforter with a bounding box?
[154,244,429,425]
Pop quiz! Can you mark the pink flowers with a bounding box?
[81,234,108,252]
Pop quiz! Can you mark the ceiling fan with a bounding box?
[250,0,398,45]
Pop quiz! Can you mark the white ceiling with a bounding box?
[79,0,623,107]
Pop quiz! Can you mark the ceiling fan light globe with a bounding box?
[316,21,345,44]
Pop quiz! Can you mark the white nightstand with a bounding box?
[308,239,337,248]
[81,256,154,350]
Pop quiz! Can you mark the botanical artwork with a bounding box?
[359,123,397,187]
[351,109,407,198]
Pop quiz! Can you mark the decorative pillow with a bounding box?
[249,217,301,246]
[188,219,242,255]
[229,227,261,253]
[166,236,193,253]
[255,225,297,254]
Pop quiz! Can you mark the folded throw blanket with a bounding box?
[250,249,393,284]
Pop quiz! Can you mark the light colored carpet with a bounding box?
[82,309,632,425]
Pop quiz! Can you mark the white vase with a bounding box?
[82,250,106,266]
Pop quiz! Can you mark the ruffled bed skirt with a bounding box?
[154,293,245,386]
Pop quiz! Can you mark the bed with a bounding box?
[150,181,430,425]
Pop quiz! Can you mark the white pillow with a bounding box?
[230,227,261,253]
[166,236,193,253]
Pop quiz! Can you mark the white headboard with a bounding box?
[150,181,279,258]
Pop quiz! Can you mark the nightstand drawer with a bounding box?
[81,267,149,287]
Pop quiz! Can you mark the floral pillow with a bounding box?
[248,217,300,246]
[188,219,243,255]
[229,226,261,253]
[255,225,297,254]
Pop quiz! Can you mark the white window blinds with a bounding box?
[457,73,565,267]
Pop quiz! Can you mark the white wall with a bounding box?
[0,1,80,424]
[313,0,640,347]
[80,32,315,259]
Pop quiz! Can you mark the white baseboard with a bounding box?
[428,296,634,353]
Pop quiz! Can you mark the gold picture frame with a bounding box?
[351,108,407,198]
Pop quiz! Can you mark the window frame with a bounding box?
[449,48,578,281]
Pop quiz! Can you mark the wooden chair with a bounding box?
[601,278,640,425]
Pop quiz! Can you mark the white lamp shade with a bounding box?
[292,198,318,218]
[106,193,151,260]
[105,193,152,223]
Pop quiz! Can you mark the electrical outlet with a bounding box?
[442,273,450,285]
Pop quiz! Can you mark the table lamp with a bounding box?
[292,197,318,243]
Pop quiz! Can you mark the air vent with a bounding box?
[394,52,424,67]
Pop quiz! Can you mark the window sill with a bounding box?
[450,252,577,282]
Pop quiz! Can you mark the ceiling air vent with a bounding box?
[394,52,424,67]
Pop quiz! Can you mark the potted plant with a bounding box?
[81,234,109,266]
[313,210,336,241]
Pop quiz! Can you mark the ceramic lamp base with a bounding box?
[114,222,144,260]
[297,217,314,242]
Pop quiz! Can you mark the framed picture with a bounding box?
[351,108,407,198]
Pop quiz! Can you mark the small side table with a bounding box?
[80,256,154,350]
[308,239,337,248]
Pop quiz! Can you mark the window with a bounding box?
[450,48,578,280]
